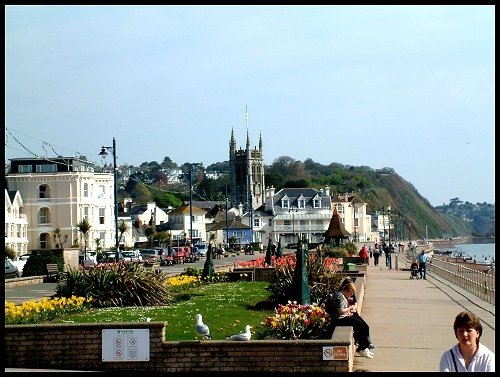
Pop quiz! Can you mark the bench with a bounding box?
[46,263,68,282]
[81,260,95,269]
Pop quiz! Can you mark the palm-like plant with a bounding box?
[76,218,92,260]
[117,220,129,245]
[53,227,68,249]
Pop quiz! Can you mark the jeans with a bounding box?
[335,314,372,351]
[386,252,392,269]
[419,262,426,279]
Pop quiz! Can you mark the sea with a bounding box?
[454,243,495,262]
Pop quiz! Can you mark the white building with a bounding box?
[5,189,29,257]
[6,157,117,251]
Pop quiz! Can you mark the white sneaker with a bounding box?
[359,348,374,359]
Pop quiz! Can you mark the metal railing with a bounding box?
[429,258,495,304]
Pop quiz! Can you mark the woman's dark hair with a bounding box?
[453,311,482,343]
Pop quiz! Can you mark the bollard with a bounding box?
[394,255,399,270]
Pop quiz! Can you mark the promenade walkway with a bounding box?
[354,257,495,372]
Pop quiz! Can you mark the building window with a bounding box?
[39,233,49,249]
[268,219,273,226]
[39,207,50,224]
[99,207,105,224]
[313,197,321,209]
[84,183,89,197]
[39,185,49,198]
[297,197,306,209]
[99,231,106,249]
[36,164,57,173]
[253,218,260,228]
[98,185,105,199]
[19,165,32,173]
[84,207,89,220]
[281,199,290,209]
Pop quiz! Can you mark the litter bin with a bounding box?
[347,263,356,272]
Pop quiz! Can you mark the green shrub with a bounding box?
[267,255,344,305]
[54,262,174,307]
[22,249,65,277]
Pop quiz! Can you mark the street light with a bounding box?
[289,207,298,245]
[99,138,119,261]
[350,203,357,243]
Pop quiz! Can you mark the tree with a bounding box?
[52,227,68,249]
[118,220,129,245]
[154,192,182,208]
[76,218,92,260]
[144,226,156,248]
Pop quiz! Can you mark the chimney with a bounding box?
[324,186,330,196]
[238,202,244,217]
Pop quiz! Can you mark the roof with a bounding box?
[323,207,351,237]
[169,204,207,215]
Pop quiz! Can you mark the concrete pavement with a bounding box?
[354,257,495,372]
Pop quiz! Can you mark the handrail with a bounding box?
[428,258,495,304]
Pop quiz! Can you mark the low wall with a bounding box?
[5,275,44,289]
[4,322,354,372]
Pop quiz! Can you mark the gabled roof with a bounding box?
[272,187,331,209]
[323,207,351,237]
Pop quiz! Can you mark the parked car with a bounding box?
[97,252,124,264]
[5,258,20,279]
[140,249,161,264]
[193,244,208,256]
[122,250,142,262]
[11,254,30,274]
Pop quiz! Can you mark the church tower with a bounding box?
[229,108,265,213]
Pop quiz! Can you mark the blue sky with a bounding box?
[5,5,494,207]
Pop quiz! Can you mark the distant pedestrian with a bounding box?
[418,250,427,279]
[439,311,495,372]
[384,243,392,269]
[359,245,369,264]
[369,245,373,258]
[373,245,380,266]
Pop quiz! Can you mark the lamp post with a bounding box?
[350,203,357,243]
[99,138,119,261]
[289,207,298,245]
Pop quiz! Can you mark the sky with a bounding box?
[5,5,495,207]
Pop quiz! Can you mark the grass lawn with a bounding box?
[53,281,276,341]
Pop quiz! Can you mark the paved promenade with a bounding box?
[354,258,495,372]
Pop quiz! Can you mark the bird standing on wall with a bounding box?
[195,313,212,339]
[227,325,252,341]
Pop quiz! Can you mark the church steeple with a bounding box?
[246,130,250,151]
[230,126,236,157]
[259,131,263,152]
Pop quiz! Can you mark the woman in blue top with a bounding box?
[439,311,495,372]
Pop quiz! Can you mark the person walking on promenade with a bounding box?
[439,311,495,372]
[359,245,369,265]
[373,245,380,266]
[384,243,392,269]
[418,250,427,279]
[326,281,374,359]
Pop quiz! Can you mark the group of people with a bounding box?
[359,242,395,268]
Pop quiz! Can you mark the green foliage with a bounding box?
[54,262,174,308]
[5,245,16,260]
[323,245,349,258]
[55,281,273,341]
[22,249,65,277]
[267,256,344,306]
[154,192,182,208]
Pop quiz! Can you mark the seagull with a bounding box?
[195,314,212,339]
[227,325,252,341]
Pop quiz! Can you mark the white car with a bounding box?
[122,250,142,262]
[11,254,30,275]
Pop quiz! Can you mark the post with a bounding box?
[189,164,193,247]
[225,183,229,249]
[112,138,119,260]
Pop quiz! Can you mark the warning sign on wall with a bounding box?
[102,329,150,362]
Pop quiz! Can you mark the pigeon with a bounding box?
[227,325,252,341]
[195,313,212,339]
